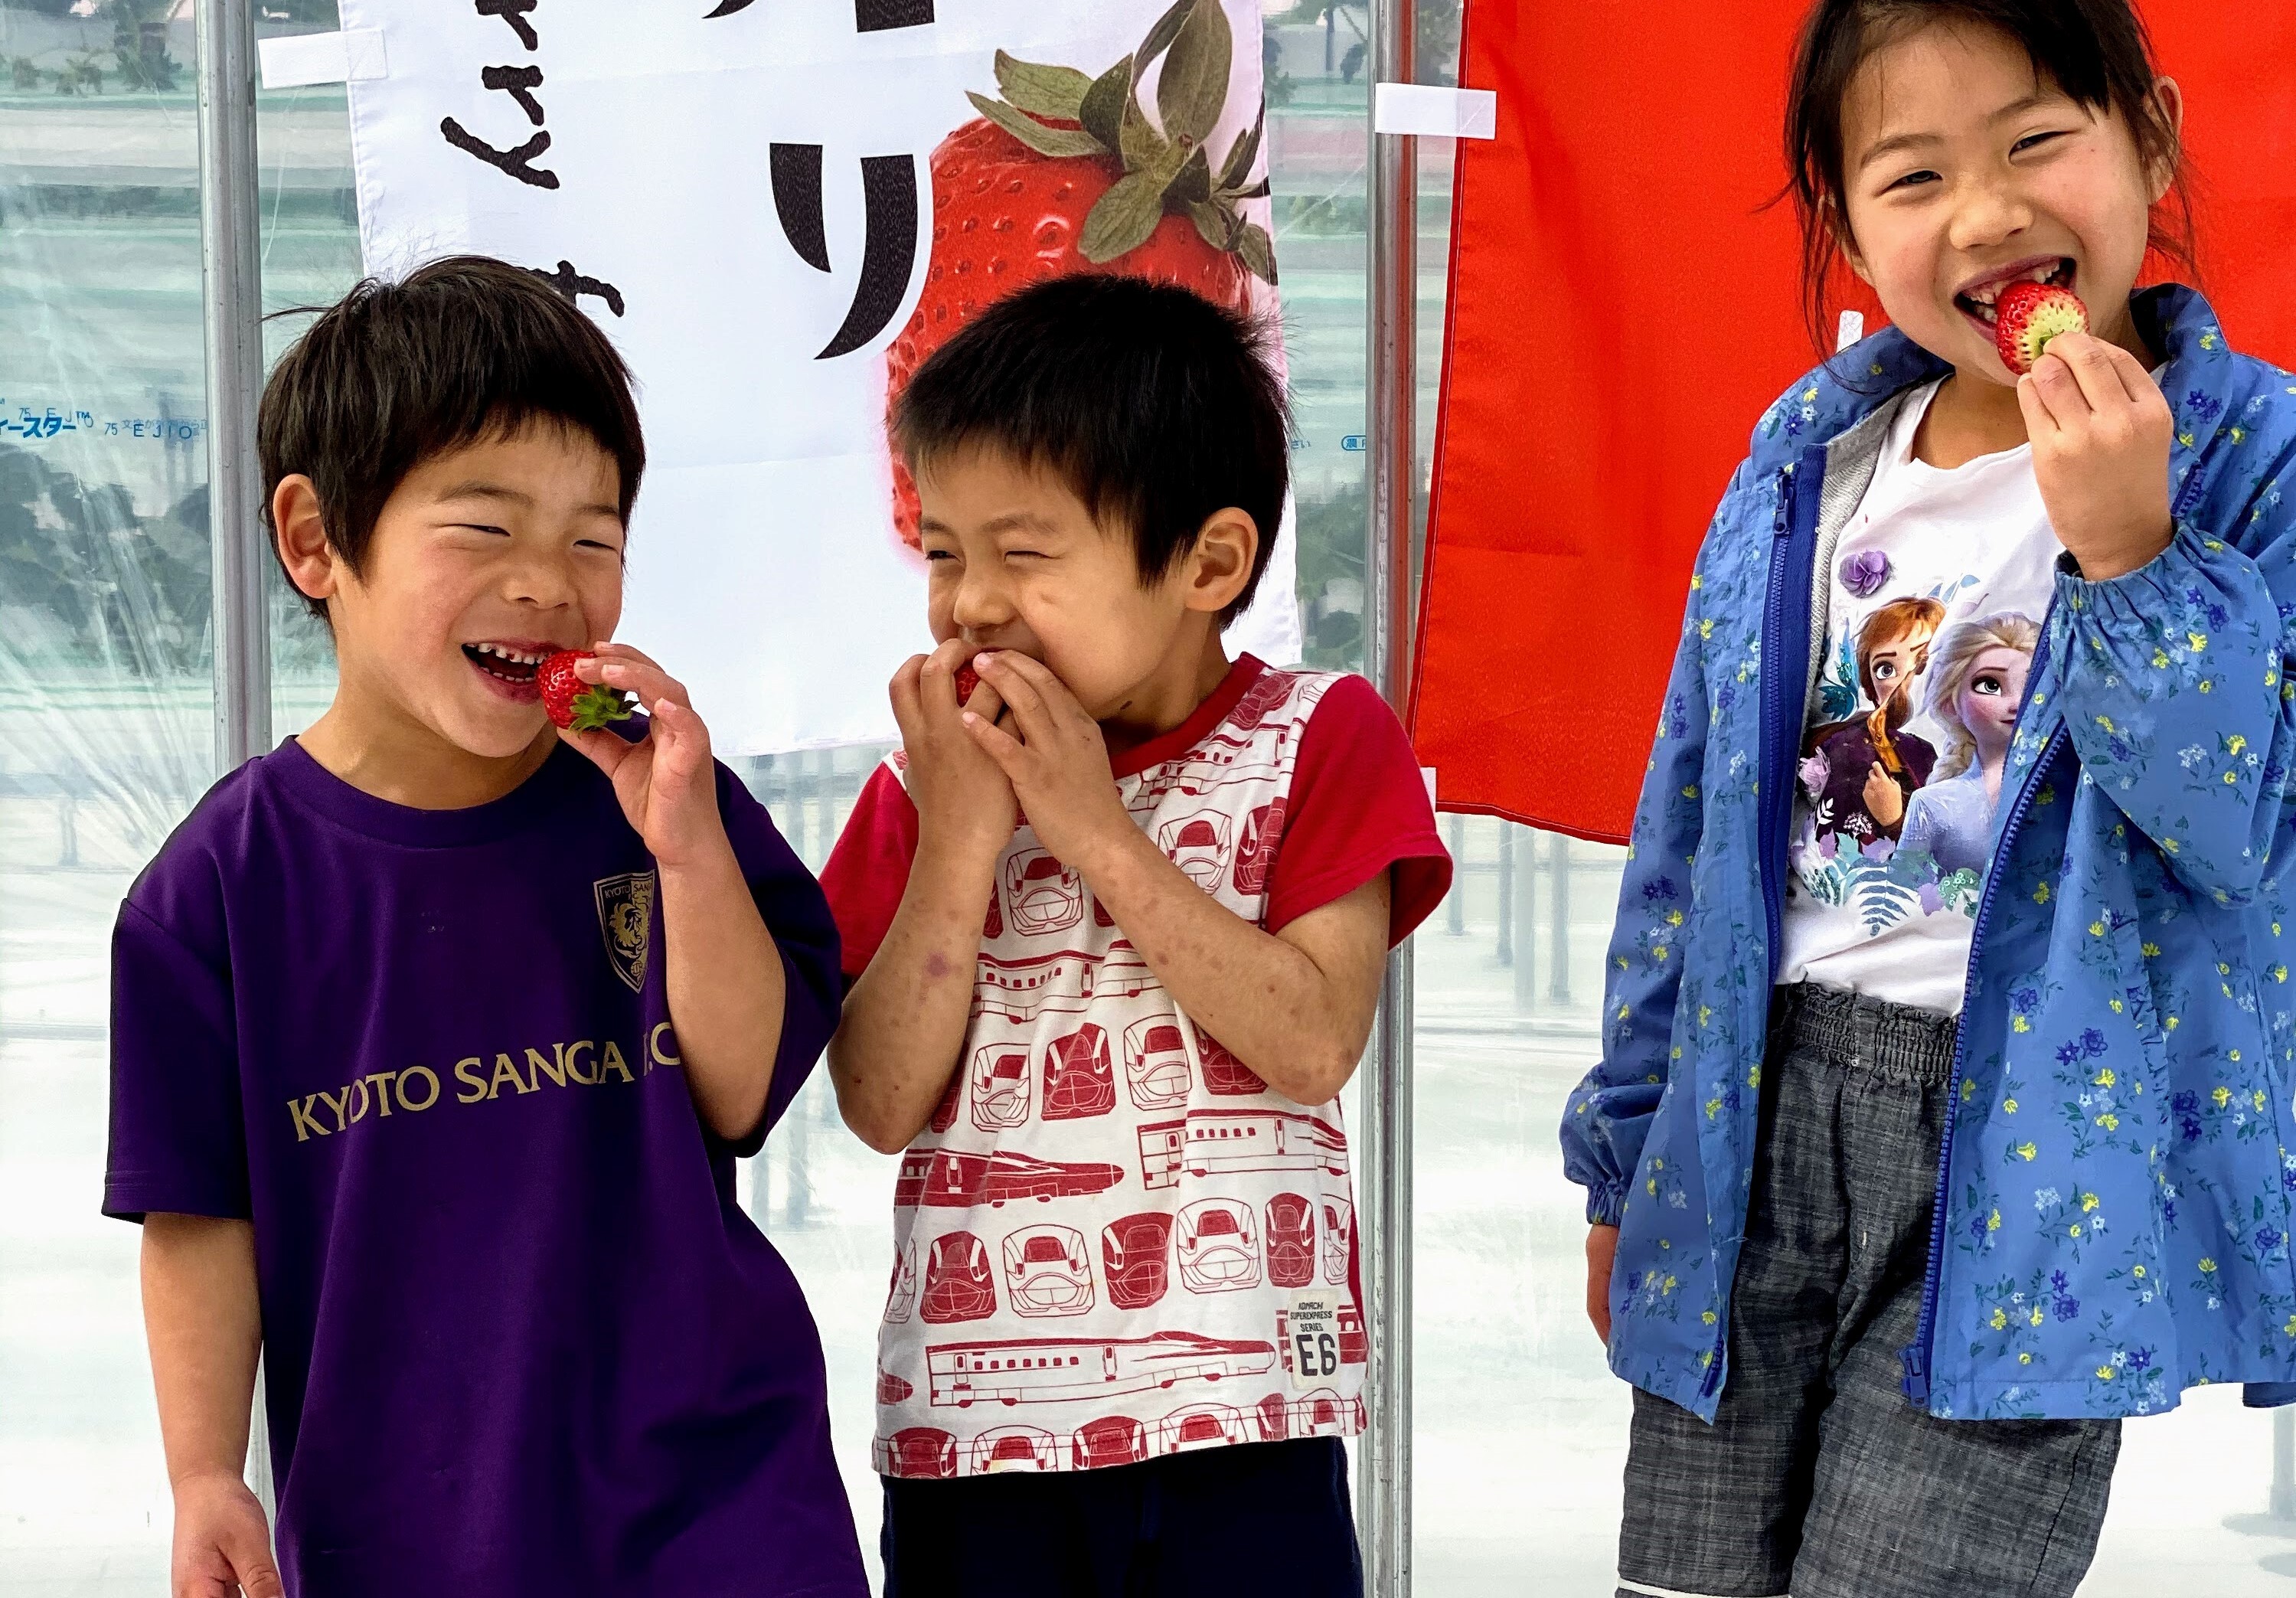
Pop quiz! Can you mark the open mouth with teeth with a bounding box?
[1956,257,2076,328]
[462,642,549,699]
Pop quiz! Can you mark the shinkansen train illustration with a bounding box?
[973,942,1158,1024]
[1152,1402,1249,1456]
[1042,1022,1115,1120]
[875,1426,957,1478]
[1001,1224,1095,1318]
[967,1425,1060,1475]
[969,1039,1030,1130]
[895,1149,1126,1208]
[1195,1028,1266,1096]
[1135,1109,1349,1190]
[924,1329,1276,1407]
[1002,848,1085,936]
[1122,1015,1192,1109]
[1174,1198,1262,1293]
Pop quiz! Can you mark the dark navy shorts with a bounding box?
[1617,983,2121,1598]
[880,1436,1361,1598]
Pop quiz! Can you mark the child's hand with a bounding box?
[560,644,729,872]
[890,639,1017,858]
[2018,331,2174,583]
[171,1469,283,1598]
[962,651,1138,874]
[1586,1224,1618,1347]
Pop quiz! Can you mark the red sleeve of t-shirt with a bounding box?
[819,761,919,983]
[1265,674,1452,946]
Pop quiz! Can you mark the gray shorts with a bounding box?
[1615,983,2122,1598]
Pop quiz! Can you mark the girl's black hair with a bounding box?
[1785,0,2194,357]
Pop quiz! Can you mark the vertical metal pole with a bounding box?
[1548,832,1573,1005]
[200,0,271,773]
[1494,824,1514,966]
[2274,1408,2295,1520]
[198,0,273,1518]
[1444,815,1465,935]
[1361,0,1416,1590]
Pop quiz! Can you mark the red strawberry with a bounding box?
[954,663,981,704]
[886,0,1274,549]
[537,649,634,733]
[1994,281,2089,374]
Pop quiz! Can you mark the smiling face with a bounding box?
[315,423,627,760]
[916,445,1246,725]
[1837,21,2173,384]
[1957,642,2031,757]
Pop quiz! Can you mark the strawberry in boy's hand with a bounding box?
[954,664,981,705]
[882,0,1274,548]
[539,649,635,733]
[1995,281,2089,375]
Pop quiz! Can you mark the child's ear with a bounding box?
[1181,508,1258,616]
[2145,77,2185,204]
[272,475,341,604]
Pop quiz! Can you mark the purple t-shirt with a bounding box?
[104,740,867,1598]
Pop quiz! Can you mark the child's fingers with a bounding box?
[648,698,714,785]
[587,640,663,672]
[960,710,1029,778]
[597,658,689,711]
[2049,333,2126,415]
[888,654,929,731]
[556,723,633,777]
[2015,373,2062,440]
[975,651,1055,737]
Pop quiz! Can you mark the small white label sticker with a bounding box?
[1287,1291,1344,1389]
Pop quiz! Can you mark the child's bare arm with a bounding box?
[967,650,1389,1103]
[830,641,1017,1152]
[1070,832,1389,1103]
[564,645,785,1142]
[142,1214,283,1598]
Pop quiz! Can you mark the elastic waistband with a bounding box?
[1772,982,1958,1088]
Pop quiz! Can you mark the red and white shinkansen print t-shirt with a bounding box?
[821,655,1449,1481]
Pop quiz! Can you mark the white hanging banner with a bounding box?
[335,0,1298,754]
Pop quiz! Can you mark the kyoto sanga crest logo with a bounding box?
[593,871,658,992]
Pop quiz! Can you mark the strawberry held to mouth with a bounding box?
[537,650,635,733]
[885,0,1274,550]
[1994,280,2090,375]
[955,664,981,704]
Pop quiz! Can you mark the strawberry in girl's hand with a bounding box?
[955,664,981,705]
[884,0,1274,547]
[1996,281,2089,375]
[538,650,635,733]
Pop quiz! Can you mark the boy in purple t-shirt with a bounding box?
[104,257,866,1598]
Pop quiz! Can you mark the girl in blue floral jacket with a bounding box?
[1561,2,2296,1594]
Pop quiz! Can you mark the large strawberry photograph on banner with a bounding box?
[334,0,1295,755]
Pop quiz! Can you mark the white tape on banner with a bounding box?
[259,29,387,90]
[1373,83,1497,139]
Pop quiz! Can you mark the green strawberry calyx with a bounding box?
[964,0,1275,285]
[567,682,635,734]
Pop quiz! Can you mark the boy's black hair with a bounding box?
[890,276,1290,624]
[1785,0,2194,358]
[259,254,645,623]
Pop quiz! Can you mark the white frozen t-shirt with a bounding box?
[1776,377,2062,1014]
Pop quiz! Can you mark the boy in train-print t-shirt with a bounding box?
[823,658,1448,1480]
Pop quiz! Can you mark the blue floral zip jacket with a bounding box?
[1562,286,2296,1422]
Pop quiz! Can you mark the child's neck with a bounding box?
[297,666,556,811]
[1096,627,1235,763]
[1916,300,2159,470]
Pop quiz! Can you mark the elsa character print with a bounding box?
[1899,613,2040,876]
[1798,595,1946,845]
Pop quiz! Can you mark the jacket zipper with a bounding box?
[1901,630,2062,1407]
[1720,448,1824,1399]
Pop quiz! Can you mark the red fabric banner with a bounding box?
[1410,2,2296,842]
